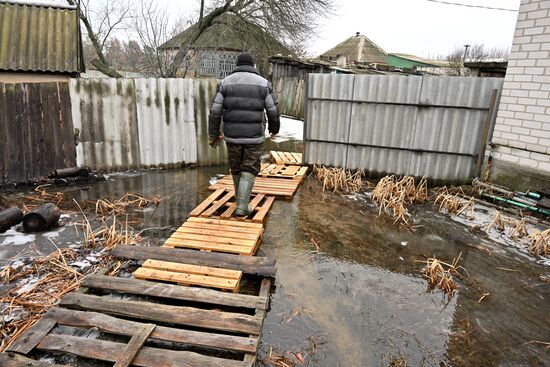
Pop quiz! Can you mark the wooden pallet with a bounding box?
[134,260,243,292]
[210,176,301,198]
[190,188,275,223]
[164,217,264,256]
[270,151,303,165]
[4,275,271,367]
[260,163,308,181]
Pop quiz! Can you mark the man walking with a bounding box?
[208,52,280,216]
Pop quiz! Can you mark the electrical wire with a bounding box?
[427,0,518,12]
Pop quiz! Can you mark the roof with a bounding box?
[0,1,83,73]
[388,53,447,67]
[159,13,291,56]
[320,33,387,64]
[1,0,75,9]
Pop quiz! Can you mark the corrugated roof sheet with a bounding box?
[0,2,83,73]
[321,33,387,65]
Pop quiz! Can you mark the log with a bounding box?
[0,207,24,233]
[23,203,60,232]
[51,166,91,178]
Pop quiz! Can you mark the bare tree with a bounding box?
[68,0,131,77]
[445,43,510,76]
[165,0,334,77]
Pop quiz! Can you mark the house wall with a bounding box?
[0,72,71,83]
[489,0,550,190]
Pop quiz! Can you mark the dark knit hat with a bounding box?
[236,52,255,66]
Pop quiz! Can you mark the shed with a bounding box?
[464,60,507,78]
[0,0,84,82]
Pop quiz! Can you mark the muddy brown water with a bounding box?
[1,165,550,366]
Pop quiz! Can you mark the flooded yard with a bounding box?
[1,164,549,366]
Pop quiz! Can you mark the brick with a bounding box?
[520,43,541,52]
[538,137,550,146]
[532,34,550,43]
[538,161,550,172]
[531,151,550,161]
[501,132,520,140]
[540,42,550,50]
[512,44,521,52]
[536,58,550,67]
[504,118,524,126]
[525,67,545,74]
[518,97,538,105]
[535,129,550,138]
[540,1,550,9]
[528,9,549,19]
[512,74,533,82]
[492,136,507,145]
[529,50,550,58]
[512,126,532,135]
[509,140,528,150]
[533,75,550,83]
[536,98,550,106]
[522,2,539,12]
[519,157,539,168]
[525,26,545,35]
[517,58,537,67]
[534,113,550,122]
[519,135,539,144]
[514,36,533,44]
[514,148,533,158]
[535,17,550,26]
[526,106,546,114]
[529,90,549,98]
[495,124,512,132]
[528,144,548,153]
[499,153,520,164]
[520,82,541,90]
[508,104,527,112]
[500,110,516,118]
[500,96,518,104]
[510,89,530,98]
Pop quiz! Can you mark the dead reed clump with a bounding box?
[484,210,506,232]
[313,165,365,194]
[420,252,463,301]
[371,175,428,229]
[528,228,550,256]
[508,216,529,239]
[21,185,66,210]
[93,193,162,216]
[434,194,475,219]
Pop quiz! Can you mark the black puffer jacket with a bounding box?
[208,65,280,144]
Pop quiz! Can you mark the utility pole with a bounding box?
[460,44,470,76]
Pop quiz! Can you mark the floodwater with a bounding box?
[1,120,549,366]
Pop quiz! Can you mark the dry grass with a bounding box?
[0,216,139,351]
[435,194,475,219]
[313,165,364,194]
[508,216,529,239]
[262,336,319,367]
[371,175,428,229]
[93,193,162,216]
[484,210,507,232]
[420,252,463,301]
[528,228,550,256]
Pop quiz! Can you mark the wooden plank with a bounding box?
[82,275,268,309]
[0,352,69,367]
[142,260,242,279]
[180,222,261,235]
[201,190,235,217]
[252,196,275,223]
[114,323,156,367]
[187,217,263,229]
[111,245,277,277]
[37,334,249,367]
[48,308,258,353]
[169,232,257,247]
[248,193,265,212]
[164,238,254,256]
[6,317,57,354]
[220,203,237,219]
[189,189,225,217]
[134,268,239,291]
[59,293,262,334]
[244,279,272,365]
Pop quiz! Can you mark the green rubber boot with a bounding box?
[232,173,241,201]
[235,171,255,217]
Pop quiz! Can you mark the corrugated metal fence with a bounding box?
[0,82,76,183]
[69,78,226,171]
[304,74,503,183]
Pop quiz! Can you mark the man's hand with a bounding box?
[209,135,224,148]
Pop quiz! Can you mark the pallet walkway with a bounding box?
[209,176,301,198]
[190,188,275,223]
[260,163,308,182]
[3,151,305,367]
[270,151,303,165]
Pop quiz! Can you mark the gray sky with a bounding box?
[34,0,521,58]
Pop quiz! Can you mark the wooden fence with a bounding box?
[0,82,76,184]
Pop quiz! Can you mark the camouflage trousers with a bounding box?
[226,143,264,176]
